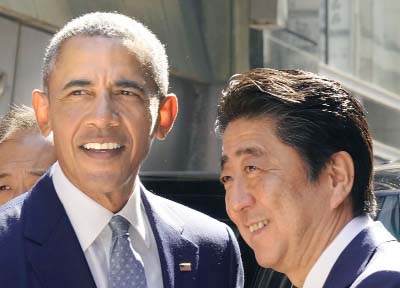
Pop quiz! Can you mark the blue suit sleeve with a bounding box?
[225,225,244,288]
[356,271,400,287]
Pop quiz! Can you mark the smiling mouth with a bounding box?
[248,219,269,233]
[81,142,123,151]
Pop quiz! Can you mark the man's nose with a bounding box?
[227,179,255,213]
[87,92,120,128]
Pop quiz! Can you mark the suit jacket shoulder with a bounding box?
[324,221,400,288]
[147,189,234,238]
[0,174,97,288]
[0,191,27,233]
[352,233,400,287]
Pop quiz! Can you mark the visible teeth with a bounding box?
[249,220,269,233]
[82,143,122,150]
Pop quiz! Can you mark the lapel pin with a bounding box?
[179,262,192,272]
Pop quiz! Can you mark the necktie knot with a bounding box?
[109,215,130,237]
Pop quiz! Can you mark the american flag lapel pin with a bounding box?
[179,262,192,272]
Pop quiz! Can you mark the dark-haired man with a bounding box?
[0,105,56,205]
[0,12,243,288]
[216,68,400,288]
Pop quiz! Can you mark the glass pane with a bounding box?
[263,0,320,72]
[0,17,19,117]
[13,25,51,106]
[376,194,400,240]
[326,0,400,95]
[362,98,400,150]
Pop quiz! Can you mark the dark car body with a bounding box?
[140,163,400,288]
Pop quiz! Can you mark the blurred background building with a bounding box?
[0,0,399,172]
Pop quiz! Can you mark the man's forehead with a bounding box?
[57,35,148,66]
[226,146,264,157]
[48,36,159,96]
[0,132,52,157]
[56,36,131,62]
[1,129,38,143]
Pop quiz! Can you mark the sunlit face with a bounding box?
[221,118,331,274]
[36,36,165,198]
[0,130,56,204]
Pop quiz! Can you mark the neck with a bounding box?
[287,206,354,287]
[55,162,138,213]
[67,174,137,213]
[90,186,135,213]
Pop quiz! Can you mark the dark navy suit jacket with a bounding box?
[0,173,244,287]
[323,221,400,288]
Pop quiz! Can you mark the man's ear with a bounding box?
[32,89,52,136]
[327,151,355,209]
[155,93,178,140]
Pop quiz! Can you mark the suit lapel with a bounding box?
[22,174,96,288]
[323,222,396,288]
[141,186,199,288]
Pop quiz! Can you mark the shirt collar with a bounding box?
[51,162,150,251]
[117,181,150,248]
[303,215,372,288]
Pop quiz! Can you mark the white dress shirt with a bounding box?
[51,162,163,288]
[303,215,372,288]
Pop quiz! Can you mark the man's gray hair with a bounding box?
[42,12,169,97]
[0,105,39,143]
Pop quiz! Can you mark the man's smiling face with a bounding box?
[35,36,160,198]
[220,117,331,274]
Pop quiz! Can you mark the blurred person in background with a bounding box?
[0,12,243,288]
[216,68,400,288]
[0,105,56,205]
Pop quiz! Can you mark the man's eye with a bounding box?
[245,165,257,173]
[0,185,11,191]
[120,90,133,96]
[71,90,87,95]
[220,175,232,184]
[117,90,140,97]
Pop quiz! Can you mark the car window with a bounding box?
[376,192,400,240]
[374,167,400,190]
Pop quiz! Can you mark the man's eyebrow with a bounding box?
[62,79,92,90]
[115,79,145,93]
[221,146,264,170]
[0,173,10,179]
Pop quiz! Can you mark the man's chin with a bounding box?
[75,172,134,194]
[255,255,277,270]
